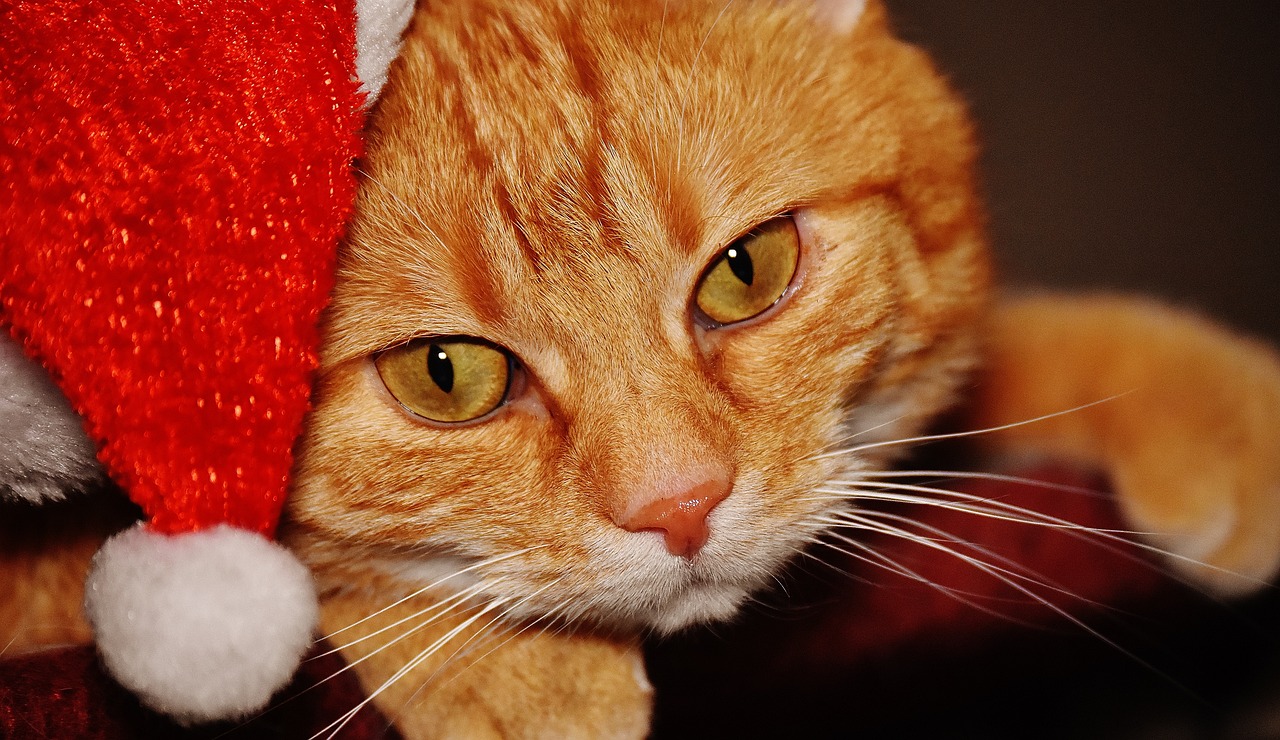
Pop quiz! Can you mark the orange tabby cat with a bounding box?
[280,0,1280,736]
[5,0,1279,737]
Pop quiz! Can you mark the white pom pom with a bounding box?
[85,524,318,724]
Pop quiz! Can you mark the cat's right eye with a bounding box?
[374,338,511,423]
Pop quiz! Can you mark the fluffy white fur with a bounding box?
[0,333,102,503]
[354,0,416,104]
[84,524,319,724]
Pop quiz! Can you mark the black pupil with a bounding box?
[427,344,454,393]
[727,245,754,286]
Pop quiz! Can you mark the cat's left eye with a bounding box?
[375,338,511,423]
[694,216,800,326]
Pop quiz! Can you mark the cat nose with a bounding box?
[614,477,731,558]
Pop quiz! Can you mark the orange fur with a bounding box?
[0,496,136,656]
[970,294,1280,594]
[5,1,1278,736]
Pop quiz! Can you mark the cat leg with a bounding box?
[320,588,652,739]
[967,293,1280,594]
[0,496,136,655]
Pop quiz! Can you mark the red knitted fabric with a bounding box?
[0,0,364,535]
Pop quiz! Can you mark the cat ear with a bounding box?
[354,0,417,105]
[808,0,869,34]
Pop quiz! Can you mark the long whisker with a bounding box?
[403,578,568,702]
[375,580,569,739]
[807,527,1039,626]
[826,510,1197,692]
[830,509,1109,611]
[819,512,1066,601]
[255,584,493,718]
[831,512,1135,634]
[822,412,909,452]
[319,579,497,661]
[0,633,17,659]
[855,468,1109,499]
[795,548,882,588]
[318,547,536,644]
[220,580,500,738]
[262,578,501,732]
[825,479,1263,587]
[427,580,562,681]
[312,596,514,740]
[819,483,1140,535]
[815,394,1132,460]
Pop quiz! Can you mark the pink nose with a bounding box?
[615,479,730,558]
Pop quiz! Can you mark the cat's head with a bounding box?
[287,0,989,633]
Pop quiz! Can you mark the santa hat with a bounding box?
[0,0,413,724]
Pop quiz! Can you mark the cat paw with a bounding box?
[401,628,652,740]
[322,590,652,740]
[1103,306,1280,596]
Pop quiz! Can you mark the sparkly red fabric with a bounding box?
[0,0,364,535]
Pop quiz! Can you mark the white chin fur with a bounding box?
[85,524,318,724]
[0,332,103,503]
[646,581,750,634]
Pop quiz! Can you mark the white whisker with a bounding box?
[829,478,1149,533]
[409,578,565,689]
[318,547,536,644]
[855,468,1109,499]
[408,578,571,702]
[319,579,495,662]
[809,530,1036,625]
[824,412,909,451]
[830,511,1155,651]
[815,395,1131,460]
[832,509,1107,610]
[819,483,1138,535]
[822,478,1261,587]
[220,580,497,735]
[313,597,514,740]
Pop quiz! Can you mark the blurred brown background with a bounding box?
[886,1,1279,342]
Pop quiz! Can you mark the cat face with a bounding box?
[287,0,989,633]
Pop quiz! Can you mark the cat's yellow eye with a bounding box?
[694,216,800,326]
[375,338,511,423]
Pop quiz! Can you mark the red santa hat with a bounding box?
[0,0,412,724]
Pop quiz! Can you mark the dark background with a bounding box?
[886,1,1279,343]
